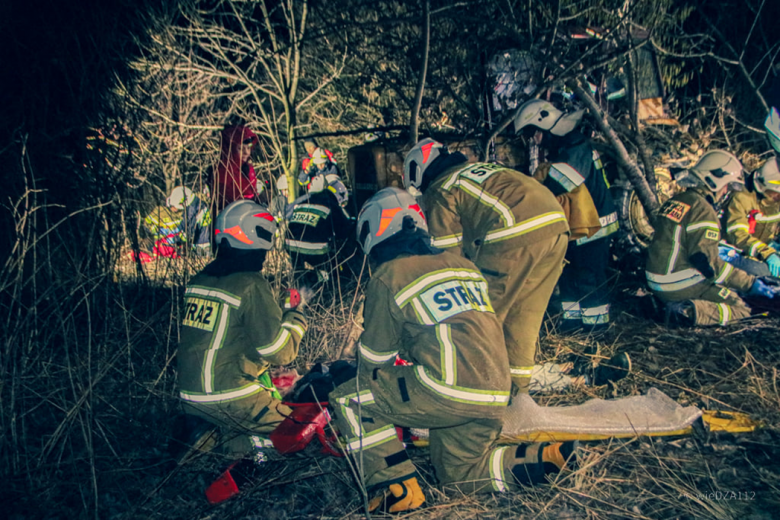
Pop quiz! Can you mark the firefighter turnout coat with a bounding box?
[422,161,569,391]
[544,131,619,329]
[284,190,353,257]
[329,251,525,494]
[646,189,754,326]
[723,190,780,261]
[178,271,307,452]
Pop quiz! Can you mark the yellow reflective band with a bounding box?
[431,234,463,248]
[510,366,534,376]
[666,225,683,275]
[346,425,397,453]
[395,269,484,308]
[714,263,734,284]
[180,383,262,403]
[358,342,398,363]
[437,324,457,386]
[549,163,585,192]
[281,322,305,338]
[415,365,509,405]
[185,286,241,307]
[490,446,511,492]
[457,180,515,226]
[686,221,720,232]
[484,211,567,244]
[646,269,706,292]
[727,223,750,234]
[718,303,730,326]
[257,328,291,356]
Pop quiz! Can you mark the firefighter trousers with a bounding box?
[329,367,521,494]
[654,283,751,327]
[559,236,612,330]
[474,234,568,393]
[182,389,291,458]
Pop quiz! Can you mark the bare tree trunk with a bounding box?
[568,78,660,219]
[409,0,430,145]
[626,49,657,192]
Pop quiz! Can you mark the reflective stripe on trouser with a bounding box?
[329,370,519,494]
[559,234,611,328]
[474,234,568,394]
[652,281,750,327]
[182,388,290,458]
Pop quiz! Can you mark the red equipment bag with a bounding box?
[270,402,341,456]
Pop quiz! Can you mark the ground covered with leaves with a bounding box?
[2,258,779,520]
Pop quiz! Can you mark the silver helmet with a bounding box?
[754,156,780,194]
[356,187,427,254]
[513,99,584,137]
[689,150,744,196]
[403,138,445,190]
[214,200,277,250]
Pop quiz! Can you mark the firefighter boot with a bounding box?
[511,441,579,486]
[368,476,425,513]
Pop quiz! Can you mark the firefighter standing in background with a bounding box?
[646,150,774,327]
[177,200,308,458]
[285,174,354,287]
[298,147,340,188]
[514,99,619,331]
[329,188,578,514]
[403,139,569,394]
[722,156,780,277]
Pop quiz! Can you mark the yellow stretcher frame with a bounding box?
[408,410,761,447]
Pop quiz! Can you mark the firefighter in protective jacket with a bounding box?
[514,99,619,331]
[177,200,307,457]
[403,139,569,393]
[329,188,578,514]
[722,156,780,277]
[284,174,354,286]
[646,150,774,326]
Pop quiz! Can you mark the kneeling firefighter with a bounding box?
[177,200,308,458]
[329,188,578,514]
[646,150,774,326]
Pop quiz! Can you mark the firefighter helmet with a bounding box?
[308,174,327,193]
[356,188,427,254]
[689,150,744,195]
[513,99,584,137]
[276,174,288,192]
[167,186,193,210]
[755,156,780,194]
[214,200,277,250]
[311,147,329,166]
[404,138,446,190]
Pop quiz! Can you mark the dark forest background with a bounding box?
[1,1,779,518]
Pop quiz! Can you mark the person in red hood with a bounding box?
[212,125,268,212]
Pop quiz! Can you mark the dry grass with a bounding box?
[2,248,779,519]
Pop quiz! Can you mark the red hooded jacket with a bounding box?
[213,126,262,211]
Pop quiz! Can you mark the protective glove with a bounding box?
[748,279,775,299]
[766,254,780,277]
[718,246,737,263]
[283,286,314,310]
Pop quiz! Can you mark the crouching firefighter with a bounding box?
[177,200,308,458]
[403,139,569,394]
[646,150,774,326]
[329,188,578,514]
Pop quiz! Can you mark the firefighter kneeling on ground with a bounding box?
[646,150,775,327]
[176,200,308,460]
[328,188,578,514]
[721,156,780,278]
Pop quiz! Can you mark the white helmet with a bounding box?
[276,174,288,192]
[326,176,349,206]
[167,186,193,210]
[404,138,446,190]
[513,99,584,137]
[689,150,744,195]
[214,200,277,250]
[311,147,329,166]
[755,156,780,194]
[765,107,780,153]
[356,187,427,254]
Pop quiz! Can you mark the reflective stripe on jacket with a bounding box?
[723,189,780,261]
[423,162,569,258]
[646,190,754,294]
